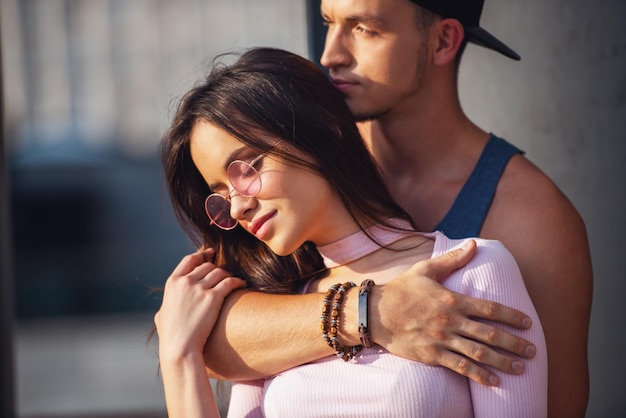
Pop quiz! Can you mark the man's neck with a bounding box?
[360,95,486,179]
[357,86,491,231]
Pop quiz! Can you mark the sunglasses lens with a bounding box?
[205,194,237,230]
[228,161,261,197]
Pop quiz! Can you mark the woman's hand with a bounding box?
[155,248,247,360]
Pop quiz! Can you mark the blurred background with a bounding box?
[1,0,624,417]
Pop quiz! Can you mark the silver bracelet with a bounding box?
[358,279,375,348]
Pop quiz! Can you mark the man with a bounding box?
[200,1,592,416]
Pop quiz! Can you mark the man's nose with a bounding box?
[320,25,351,69]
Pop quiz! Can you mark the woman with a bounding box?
[156,47,547,417]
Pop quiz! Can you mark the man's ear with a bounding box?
[433,18,464,66]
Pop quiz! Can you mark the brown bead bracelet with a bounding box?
[320,283,339,349]
[321,281,363,362]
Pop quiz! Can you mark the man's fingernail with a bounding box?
[525,345,536,357]
[489,375,499,386]
[512,361,524,373]
[522,317,532,328]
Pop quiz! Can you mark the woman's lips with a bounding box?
[249,210,277,236]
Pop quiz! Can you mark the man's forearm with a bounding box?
[203,289,352,380]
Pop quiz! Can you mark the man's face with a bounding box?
[320,0,430,121]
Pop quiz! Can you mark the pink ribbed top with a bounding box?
[227,227,547,417]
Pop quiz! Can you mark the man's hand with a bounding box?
[371,240,536,386]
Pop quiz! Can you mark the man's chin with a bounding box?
[346,99,389,122]
[352,110,388,122]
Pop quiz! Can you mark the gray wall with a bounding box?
[458,1,626,416]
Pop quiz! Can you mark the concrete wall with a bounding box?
[458,1,626,416]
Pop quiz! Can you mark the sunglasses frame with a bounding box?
[204,153,264,230]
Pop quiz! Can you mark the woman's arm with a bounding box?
[160,352,220,418]
[203,242,538,386]
[155,250,246,418]
[461,240,548,417]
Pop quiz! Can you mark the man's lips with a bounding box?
[249,210,277,235]
[330,77,357,91]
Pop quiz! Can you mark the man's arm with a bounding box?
[203,242,537,385]
[203,290,330,380]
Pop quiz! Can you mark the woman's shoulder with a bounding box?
[432,231,523,296]
[431,231,511,260]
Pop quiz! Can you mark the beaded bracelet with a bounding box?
[320,283,340,349]
[358,279,375,348]
[321,281,363,362]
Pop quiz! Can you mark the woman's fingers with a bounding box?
[170,248,215,276]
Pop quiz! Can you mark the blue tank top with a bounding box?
[433,134,523,239]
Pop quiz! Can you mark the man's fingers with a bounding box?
[464,297,533,331]
[419,240,477,281]
[438,351,500,386]
[458,318,536,360]
[447,334,528,375]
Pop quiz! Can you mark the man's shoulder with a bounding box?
[484,152,585,239]
[499,153,576,210]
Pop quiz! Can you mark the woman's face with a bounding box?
[189,119,355,255]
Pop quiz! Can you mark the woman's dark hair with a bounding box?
[161,47,415,293]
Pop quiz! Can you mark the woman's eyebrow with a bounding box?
[221,146,248,172]
[207,146,249,191]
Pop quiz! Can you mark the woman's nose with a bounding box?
[229,192,257,222]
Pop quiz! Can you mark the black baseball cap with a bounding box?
[409,0,520,60]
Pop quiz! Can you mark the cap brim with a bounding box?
[465,27,521,61]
